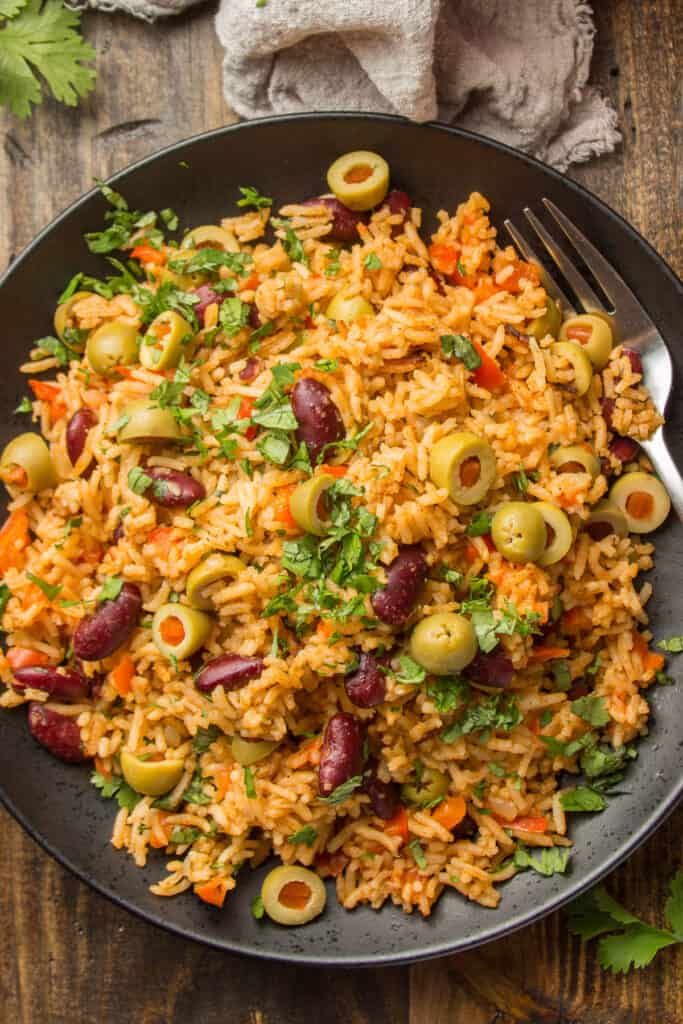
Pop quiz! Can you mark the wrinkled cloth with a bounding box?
[81,0,620,171]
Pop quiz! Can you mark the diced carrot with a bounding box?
[528,715,540,734]
[470,341,506,391]
[276,486,298,530]
[316,620,335,640]
[211,766,230,802]
[528,646,570,664]
[632,631,665,673]
[111,654,135,696]
[238,397,258,441]
[464,541,480,564]
[194,878,229,908]
[0,509,30,573]
[130,244,166,266]
[428,243,460,276]
[500,260,541,294]
[319,464,347,478]
[646,652,665,673]
[29,379,67,423]
[561,607,591,634]
[6,647,51,670]
[432,795,466,832]
[473,276,499,302]
[147,526,178,553]
[383,805,409,844]
[510,815,548,833]
[238,272,260,292]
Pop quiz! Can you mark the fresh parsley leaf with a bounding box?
[466,511,492,537]
[560,786,607,812]
[655,669,674,686]
[26,572,61,601]
[288,825,318,846]
[35,335,69,365]
[657,636,683,653]
[237,185,272,209]
[192,725,222,753]
[665,871,683,940]
[0,581,11,623]
[242,766,256,798]
[439,565,464,587]
[170,826,202,845]
[15,396,32,414]
[364,252,383,271]
[580,742,637,781]
[394,655,426,685]
[551,659,572,691]
[514,844,570,877]
[184,770,212,805]
[91,771,141,811]
[513,464,538,494]
[220,296,250,337]
[318,774,363,804]
[256,431,291,465]
[314,358,339,372]
[426,676,470,714]
[0,0,95,119]
[440,333,481,370]
[275,222,307,266]
[168,248,252,278]
[324,248,341,277]
[127,466,153,495]
[251,894,265,919]
[408,838,427,870]
[97,577,123,603]
[571,694,610,727]
[442,693,521,742]
[251,398,298,431]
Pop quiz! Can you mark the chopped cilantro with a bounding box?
[170,826,202,845]
[551,659,572,691]
[97,577,123,603]
[408,839,427,870]
[394,655,426,685]
[184,770,212,805]
[91,771,141,811]
[442,693,522,742]
[440,333,481,370]
[220,296,250,337]
[288,825,318,846]
[560,787,607,812]
[314,358,339,372]
[35,335,69,365]
[15,396,32,414]
[237,185,272,209]
[127,466,153,495]
[466,511,492,537]
[251,894,265,919]
[572,694,610,727]
[243,766,257,798]
[318,775,363,805]
[193,725,222,753]
[0,582,11,624]
[364,252,383,271]
[657,636,683,653]
[426,676,470,714]
[514,844,570,877]
[26,573,62,601]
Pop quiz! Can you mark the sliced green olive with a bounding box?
[118,400,184,444]
[181,225,239,252]
[152,603,212,660]
[230,736,279,766]
[409,612,478,675]
[120,749,185,797]
[586,500,629,540]
[86,320,139,377]
[549,341,593,396]
[260,865,327,926]
[326,150,390,211]
[491,501,546,563]
[401,766,449,807]
[528,296,561,341]
[0,432,57,492]
[53,290,94,343]
[609,471,671,533]
[534,501,573,567]
[559,314,613,370]
[550,444,601,479]
[186,553,246,610]
[326,289,374,324]
[159,249,208,290]
[289,474,336,535]
[140,310,194,371]
[429,432,496,506]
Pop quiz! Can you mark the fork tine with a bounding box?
[523,207,606,314]
[542,198,644,314]
[503,219,576,316]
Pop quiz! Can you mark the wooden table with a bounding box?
[1,1,680,1020]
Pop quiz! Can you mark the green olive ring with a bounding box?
[409,612,478,675]
[152,603,213,660]
[609,471,671,534]
[289,474,337,535]
[401,766,449,808]
[549,445,601,479]
[326,289,374,324]
[140,310,194,371]
[260,865,327,926]
[118,401,184,444]
[586,501,629,540]
[549,341,593,397]
[180,225,239,252]
[86,320,139,377]
[0,432,57,492]
[534,501,573,567]
[491,502,546,564]
[559,313,614,370]
[120,749,185,797]
[326,150,390,212]
[230,736,279,766]
[53,290,95,343]
[528,297,561,342]
[186,553,246,610]
[159,249,209,290]
[429,432,497,506]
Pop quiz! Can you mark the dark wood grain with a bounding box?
[0,0,681,1021]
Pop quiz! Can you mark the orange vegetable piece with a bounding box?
[0,509,30,573]
[510,815,548,833]
[238,397,258,441]
[160,616,185,646]
[6,646,51,670]
[130,244,165,266]
[432,795,466,832]
[194,878,229,908]
[276,486,298,530]
[110,654,135,696]
[239,272,260,292]
[428,243,460,276]
[470,341,506,391]
[316,620,335,640]
[147,526,178,553]
[383,805,409,844]
[29,379,67,423]
[561,607,592,634]
[211,766,231,802]
[528,646,570,664]
[319,464,347,478]
[632,631,665,673]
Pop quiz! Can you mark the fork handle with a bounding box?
[641,428,683,523]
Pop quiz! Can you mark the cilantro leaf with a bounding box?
[0,0,95,119]
[97,577,123,603]
[272,221,307,266]
[91,771,141,811]
[127,466,153,495]
[193,725,222,753]
[426,676,470,713]
[513,844,570,877]
[394,655,426,685]
[288,825,318,846]
[551,659,572,691]
[219,296,250,337]
[440,334,481,370]
[26,572,61,601]
[184,770,212,805]
[466,511,492,537]
[168,248,252,278]
[251,894,265,920]
[35,335,69,365]
[598,926,679,974]
[237,185,272,209]
[243,766,256,798]
[364,252,382,271]
[657,635,683,653]
[408,839,427,869]
[442,693,521,742]
[665,871,683,939]
[170,826,202,845]
[251,398,298,431]
[571,694,610,726]
[15,396,32,414]
[318,775,363,805]
[0,581,11,624]
[560,786,607,812]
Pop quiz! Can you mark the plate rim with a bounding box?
[1,111,681,967]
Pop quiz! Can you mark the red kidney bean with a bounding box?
[301,196,363,244]
[609,435,639,463]
[451,813,478,840]
[142,468,206,508]
[66,408,97,466]
[27,703,88,763]
[291,378,345,463]
[466,651,514,689]
[239,357,261,382]
[371,546,427,626]
[362,770,399,820]
[112,519,125,543]
[248,303,262,329]
[623,348,642,376]
[193,285,230,327]
[344,652,386,708]
[194,653,264,693]
[568,680,590,701]
[318,712,364,797]
[13,665,90,701]
[600,397,615,429]
[73,582,142,662]
[386,189,412,217]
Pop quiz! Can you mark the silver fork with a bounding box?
[504,199,683,523]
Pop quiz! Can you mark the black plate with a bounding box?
[1,114,681,967]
